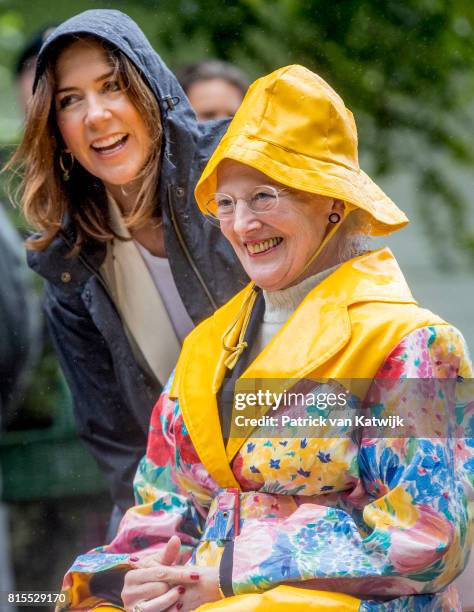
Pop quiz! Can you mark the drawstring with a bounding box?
[222,285,258,370]
[221,202,355,370]
[296,202,355,282]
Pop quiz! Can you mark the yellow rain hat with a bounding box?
[195,65,408,236]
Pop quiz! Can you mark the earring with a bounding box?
[59,151,74,182]
[328,212,341,224]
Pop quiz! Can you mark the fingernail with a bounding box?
[190,572,200,580]
[178,586,186,594]
[129,555,139,562]
[177,604,183,610]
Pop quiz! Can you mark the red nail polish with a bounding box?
[129,555,139,562]
[177,604,183,610]
[190,572,200,580]
[178,586,185,594]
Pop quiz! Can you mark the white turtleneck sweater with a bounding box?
[248,264,340,362]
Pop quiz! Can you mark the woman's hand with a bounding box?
[122,536,181,611]
[125,564,221,612]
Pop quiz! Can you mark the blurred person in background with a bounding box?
[178,59,249,121]
[0,29,53,428]
[7,9,247,534]
[14,25,57,115]
[0,25,58,431]
[0,205,40,428]
[0,199,41,599]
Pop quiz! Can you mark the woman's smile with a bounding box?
[244,236,283,256]
[90,132,129,156]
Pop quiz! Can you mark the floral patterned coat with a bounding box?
[61,252,474,612]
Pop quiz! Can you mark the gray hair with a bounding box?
[337,209,373,262]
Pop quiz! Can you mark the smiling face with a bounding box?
[54,39,152,189]
[217,160,343,291]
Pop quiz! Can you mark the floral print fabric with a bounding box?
[62,325,473,611]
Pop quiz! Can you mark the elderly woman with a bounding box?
[60,66,473,611]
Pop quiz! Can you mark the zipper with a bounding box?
[167,184,217,311]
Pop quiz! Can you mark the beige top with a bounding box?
[100,197,181,386]
[134,242,194,343]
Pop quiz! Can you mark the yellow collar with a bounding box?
[172,248,417,488]
[242,247,415,380]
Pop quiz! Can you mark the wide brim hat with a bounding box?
[195,65,408,236]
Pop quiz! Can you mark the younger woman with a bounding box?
[9,9,247,520]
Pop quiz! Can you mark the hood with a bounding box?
[195,65,408,236]
[34,9,198,186]
[28,10,248,323]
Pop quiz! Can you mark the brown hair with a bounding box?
[7,35,163,253]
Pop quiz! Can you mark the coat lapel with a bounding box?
[225,301,352,462]
[238,247,415,380]
[175,248,417,487]
[173,285,256,489]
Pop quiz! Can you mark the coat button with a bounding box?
[175,187,185,197]
[61,272,72,283]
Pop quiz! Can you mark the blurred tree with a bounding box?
[143,0,474,268]
[1,0,473,266]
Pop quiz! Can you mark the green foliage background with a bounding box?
[1,0,474,264]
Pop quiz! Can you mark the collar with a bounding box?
[262,264,340,323]
[241,248,415,381]
[172,248,417,488]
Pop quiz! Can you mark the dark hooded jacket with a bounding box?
[27,9,247,512]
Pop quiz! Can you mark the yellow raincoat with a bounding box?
[61,66,473,612]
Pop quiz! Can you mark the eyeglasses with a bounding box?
[205,185,290,225]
